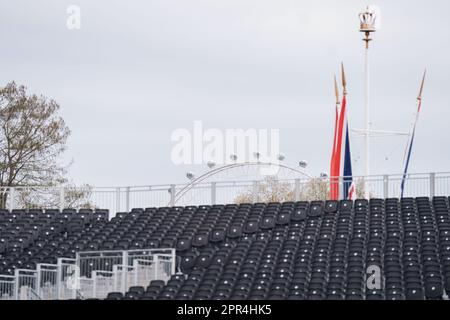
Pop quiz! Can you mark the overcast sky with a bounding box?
[1,0,449,187]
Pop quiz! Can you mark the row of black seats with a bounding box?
[0,209,109,272]
[100,197,450,300]
[1,197,450,300]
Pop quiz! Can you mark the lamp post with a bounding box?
[359,6,378,198]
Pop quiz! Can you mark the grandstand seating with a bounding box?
[1,197,450,300]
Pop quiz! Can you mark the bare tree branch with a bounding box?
[0,82,73,208]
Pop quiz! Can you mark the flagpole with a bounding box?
[402,71,426,166]
[330,75,340,200]
[359,7,377,199]
[341,63,350,200]
[363,32,370,199]
[400,70,426,197]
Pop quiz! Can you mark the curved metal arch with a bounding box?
[172,161,311,205]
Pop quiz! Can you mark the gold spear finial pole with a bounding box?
[417,69,427,101]
[334,74,340,105]
[358,6,378,198]
[341,62,347,96]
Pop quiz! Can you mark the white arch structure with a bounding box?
[171,161,312,205]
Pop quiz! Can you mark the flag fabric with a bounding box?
[342,120,356,200]
[330,89,355,200]
[400,71,426,198]
[330,95,340,200]
[400,127,417,198]
[330,82,346,200]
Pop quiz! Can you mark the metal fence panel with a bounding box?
[76,248,176,298]
[36,264,59,300]
[57,258,77,300]
[0,275,16,300]
[15,269,38,300]
[2,172,450,213]
[0,249,176,300]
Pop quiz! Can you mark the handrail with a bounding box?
[1,172,450,212]
[1,171,449,190]
[0,248,177,300]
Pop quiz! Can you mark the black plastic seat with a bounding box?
[176,238,191,252]
[424,281,443,299]
[181,254,197,272]
[243,221,259,234]
[227,226,243,239]
[106,292,123,300]
[324,201,338,213]
[192,234,209,247]
[308,202,323,217]
[291,209,307,221]
[260,217,275,229]
[276,213,291,225]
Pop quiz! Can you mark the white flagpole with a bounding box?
[363,37,370,199]
[359,6,377,199]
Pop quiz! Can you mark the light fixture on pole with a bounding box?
[186,172,195,180]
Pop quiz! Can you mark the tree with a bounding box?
[0,82,70,208]
[233,176,374,204]
[354,177,374,199]
[234,177,330,203]
[298,178,329,201]
[235,177,295,203]
[16,183,96,209]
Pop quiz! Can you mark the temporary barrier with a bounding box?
[0,249,176,300]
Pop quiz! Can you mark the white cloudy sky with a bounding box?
[0,0,449,186]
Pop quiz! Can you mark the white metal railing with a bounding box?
[57,258,77,300]
[76,248,175,298]
[15,269,38,300]
[36,263,58,300]
[1,172,449,215]
[0,275,15,300]
[0,249,176,300]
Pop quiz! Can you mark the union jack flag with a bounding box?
[330,64,356,200]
